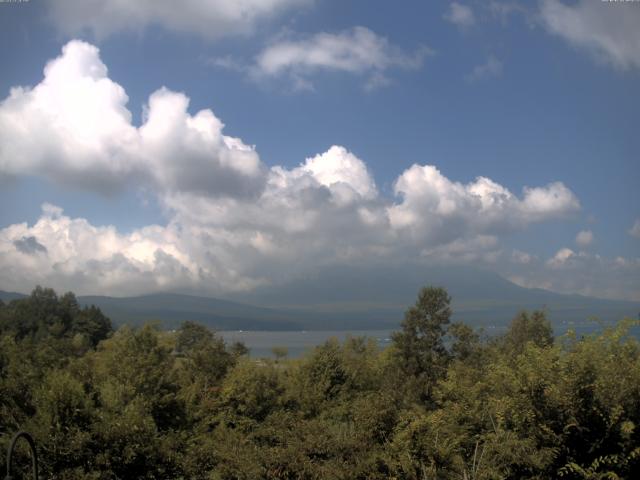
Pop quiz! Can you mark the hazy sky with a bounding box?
[0,0,638,300]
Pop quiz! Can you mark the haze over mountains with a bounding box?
[2,265,638,332]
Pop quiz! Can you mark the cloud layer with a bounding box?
[467,55,503,82]
[218,27,430,91]
[507,247,640,301]
[444,2,476,29]
[0,40,605,298]
[575,230,594,248]
[540,0,640,70]
[47,0,311,40]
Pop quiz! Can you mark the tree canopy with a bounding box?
[1,286,639,479]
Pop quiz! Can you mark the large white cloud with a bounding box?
[138,87,264,198]
[288,145,378,203]
[0,40,589,297]
[0,41,137,191]
[388,164,579,243]
[46,0,312,40]
[250,26,430,90]
[0,204,200,296]
[0,40,264,197]
[540,0,640,70]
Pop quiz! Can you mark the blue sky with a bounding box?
[0,0,638,300]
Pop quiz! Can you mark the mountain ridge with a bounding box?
[1,265,638,331]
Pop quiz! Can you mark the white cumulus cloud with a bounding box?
[387,164,579,243]
[0,40,590,297]
[293,145,378,203]
[547,247,578,269]
[0,204,201,296]
[0,40,264,198]
[629,219,640,239]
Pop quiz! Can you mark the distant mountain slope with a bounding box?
[1,265,638,331]
[77,293,300,330]
[0,289,299,330]
[229,264,640,329]
[0,290,26,302]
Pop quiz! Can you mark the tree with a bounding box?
[175,320,214,354]
[448,322,481,362]
[218,359,284,423]
[177,321,234,384]
[271,346,288,362]
[0,287,112,346]
[228,340,249,358]
[88,324,186,478]
[294,339,348,415]
[504,310,554,354]
[392,286,452,403]
[73,305,112,347]
[27,369,95,476]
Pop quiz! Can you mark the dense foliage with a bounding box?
[1,286,639,479]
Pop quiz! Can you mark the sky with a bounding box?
[0,0,638,300]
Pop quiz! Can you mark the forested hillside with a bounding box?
[1,287,639,479]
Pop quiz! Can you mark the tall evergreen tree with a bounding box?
[392,286,452,403]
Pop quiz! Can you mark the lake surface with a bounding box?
[221,329,395,359]
[221,321,639,359]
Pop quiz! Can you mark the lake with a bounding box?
[220,321,639,358]
[220,329,395,359]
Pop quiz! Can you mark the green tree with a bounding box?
[271,346,288,362]
[448,322,481,362]
[72,305,112,347]
[503,310,554,354]
[176,320,214,353]
[392,286,452,403]
[0,287,112,346]
[176,321,237,392]
[294,338,348,415]
[228,340,249,358]
[27,369,95,476]
[87,325,186,478]
[218,359,285,424]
